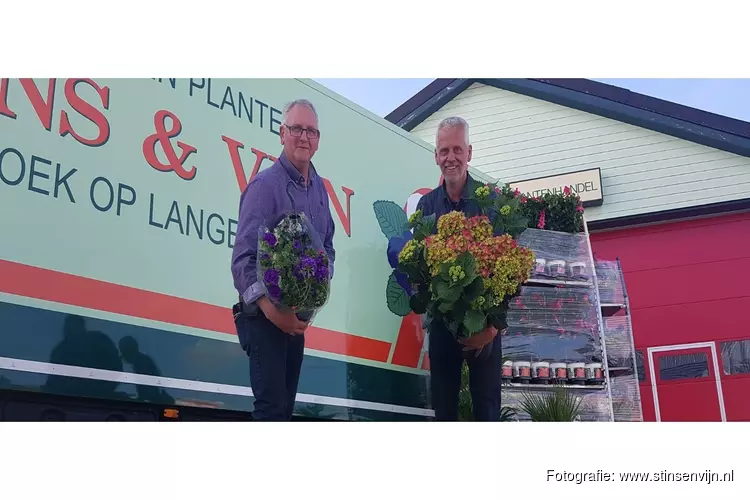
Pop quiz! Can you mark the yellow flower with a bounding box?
[484,246,535,303]
[467,215,493,242]
[474,185,491,200]
[471,295,487,310]
[448,265,466,282]
[398,239,421,263]
[422,211,535,301]
[425,237,457,276]
[436,211,466,237]
[408,209,422,225]
[500,205,511,216]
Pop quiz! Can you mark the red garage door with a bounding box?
[590,211,750,422]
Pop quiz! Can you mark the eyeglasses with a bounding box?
[285,125,320,139]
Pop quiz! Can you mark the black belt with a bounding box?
[233,296,261,318]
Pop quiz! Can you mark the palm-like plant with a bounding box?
[457,356,517,421]
[518,384,583,421]
[457,362,474,421]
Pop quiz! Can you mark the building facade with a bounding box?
[387,79,750,422]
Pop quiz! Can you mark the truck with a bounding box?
[0,77,494,421]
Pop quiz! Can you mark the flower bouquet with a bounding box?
[257,211,331,322]
[389,183,536,343]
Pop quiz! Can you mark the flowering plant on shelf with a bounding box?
[257,211,330,322]
[518,185,585,234]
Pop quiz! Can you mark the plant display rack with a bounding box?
[595,257,644,422]
[500,216,616,422]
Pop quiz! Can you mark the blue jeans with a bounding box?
[428,321,503,421]
[235,312,305,421]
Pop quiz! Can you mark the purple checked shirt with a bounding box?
[231,151,336,305]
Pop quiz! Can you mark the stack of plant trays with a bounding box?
[500,219,615,422]
[596,258,644,422]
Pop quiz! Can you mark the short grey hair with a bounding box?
[436,116,470,145]
[282,99,318,125]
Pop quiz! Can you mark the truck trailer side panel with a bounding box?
[0,77,459,420]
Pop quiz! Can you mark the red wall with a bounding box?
[590,211,750,421]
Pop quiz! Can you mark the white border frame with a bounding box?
[647,342,726,422]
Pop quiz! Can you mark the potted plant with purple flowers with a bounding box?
[257,211,331,322]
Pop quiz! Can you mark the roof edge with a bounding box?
[384,79,459,125]
[480,78,750,159]
[531,79,750,140]
[386,79,472,131]
[387,78,750,159]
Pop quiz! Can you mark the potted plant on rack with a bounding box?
[520,186,585,234]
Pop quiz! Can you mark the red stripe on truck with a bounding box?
[0,259,391,363]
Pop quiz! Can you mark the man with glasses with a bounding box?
[231,98,336,421]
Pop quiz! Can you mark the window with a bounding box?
[658,352,709,380]
[721,340,750,376]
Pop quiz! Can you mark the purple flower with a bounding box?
[312,254,328,282]
[303,255,315,265]
[261,252,270,261]
[263,268,280,286]
[290,256,318,280]
[263,232,277,247]
[267,284,281,301]
[315,261,329,282]
[293,239,303,252]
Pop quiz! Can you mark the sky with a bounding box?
[314,79,750,123]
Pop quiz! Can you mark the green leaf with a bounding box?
[463,309,486,335]
[433,279,448,298]
[413,213,437,241]
[438,267,455,286]
[399,262,423,282]
[455,252,476,277]
[405,209,422,230]
[492,215,505,235]
[373,200,408,239]
[423,213,436,232]
[434,279,462,303]
[454,252,477,286]
[386,272,411,317]
[452,298,470,319]
[409,291,430,315]
[437,301,453,314]
[463,277,484,302]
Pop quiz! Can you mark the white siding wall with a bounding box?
[411,82,750,222]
